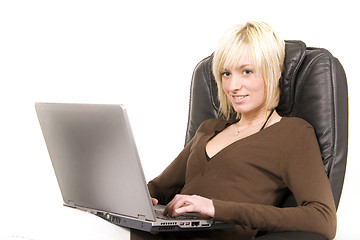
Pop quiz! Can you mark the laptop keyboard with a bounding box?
[155,209,201,220]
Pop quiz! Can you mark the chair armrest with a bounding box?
[255,232,327,240]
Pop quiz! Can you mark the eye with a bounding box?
[243,69,252,75]
[222,71,231,78]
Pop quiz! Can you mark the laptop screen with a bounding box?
[36,103,156,221]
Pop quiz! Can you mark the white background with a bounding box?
[0,0,358,239]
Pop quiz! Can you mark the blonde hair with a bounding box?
[212,21,285,120]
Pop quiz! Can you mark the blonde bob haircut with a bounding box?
[212,21,285,120]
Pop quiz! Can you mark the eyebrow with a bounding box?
[237,64,252,69]
[224,64,252,71]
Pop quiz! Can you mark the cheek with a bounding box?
[221,81,230,96]
[221,80,227,91]
[257,83,267,103]
[247,79,266,104]
[253,78,266,95]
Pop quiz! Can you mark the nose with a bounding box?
[227,75,243,92]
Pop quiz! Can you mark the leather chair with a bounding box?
[184,40,348,239]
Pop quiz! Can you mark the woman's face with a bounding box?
[221,52,266,116]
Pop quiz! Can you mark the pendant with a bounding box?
[235,130,240,135]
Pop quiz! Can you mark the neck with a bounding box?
[238,109,272,128]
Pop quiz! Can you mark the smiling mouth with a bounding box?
[233,95,248,100]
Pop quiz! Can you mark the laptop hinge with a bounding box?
[137,214,146,220]
[66,200,76,208]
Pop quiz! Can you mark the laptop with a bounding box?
[35,102,233,234]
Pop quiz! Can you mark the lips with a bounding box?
[234,95,246,100]
[232,95,248,102]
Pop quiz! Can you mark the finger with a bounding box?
[151,198,158,206]
[163,199,178,216]
[164,195,187,216]
[170,199,193,216]
[169,195,215,218]
[174,204,194,216]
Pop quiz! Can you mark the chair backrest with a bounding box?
[185,40,348,209]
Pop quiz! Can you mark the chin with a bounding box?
[232,105,265,115]
[232,106,251,114]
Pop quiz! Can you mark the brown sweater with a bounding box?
[131,117,337,240]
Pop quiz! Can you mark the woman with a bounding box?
[131,21,337,240]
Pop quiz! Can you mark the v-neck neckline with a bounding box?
[203,117,285,162]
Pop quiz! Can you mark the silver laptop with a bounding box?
[35,102,233,233]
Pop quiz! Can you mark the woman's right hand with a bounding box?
[151,198,158,205]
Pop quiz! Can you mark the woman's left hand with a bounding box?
[163,194,215,218]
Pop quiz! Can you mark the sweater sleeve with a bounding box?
[212,124,337,239]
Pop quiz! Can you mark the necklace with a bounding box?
[235,109,275,136]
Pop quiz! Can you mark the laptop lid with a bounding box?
[35,103,156,221]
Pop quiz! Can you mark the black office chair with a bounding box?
[184,40,348,240]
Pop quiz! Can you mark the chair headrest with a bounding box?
[277,40,307,115]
